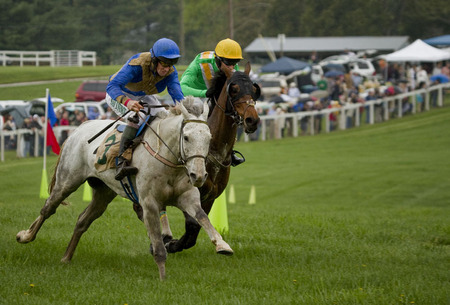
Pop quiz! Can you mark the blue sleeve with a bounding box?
[107,62,142,101]
[157,68,184,103]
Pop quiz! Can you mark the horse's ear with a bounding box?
[201,101,209,121]
[244,62,251,75]
[179,100,189,118]
[252,83,261,100]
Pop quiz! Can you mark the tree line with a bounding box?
[1,0,448,65]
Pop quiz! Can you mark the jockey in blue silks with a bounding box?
[106,38,184,180]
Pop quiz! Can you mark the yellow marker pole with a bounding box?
[248,185,256,205]
[39,169,49,199]
[229,184,236,204]
[82,182,92,202]
[209,192,229,235]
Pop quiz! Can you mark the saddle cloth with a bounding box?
[94,125,132,172]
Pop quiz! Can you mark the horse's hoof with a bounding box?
[60,257,71,264]
[216,243,234,256]
[165,239,182,253]
[162,234,173,245]
[217,248,234,256]
[16,230,31,243]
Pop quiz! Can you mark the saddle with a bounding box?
[94,124,142,172]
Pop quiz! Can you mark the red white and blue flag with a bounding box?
[46,93,60,155]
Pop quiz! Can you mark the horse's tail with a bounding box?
[48,142,69,205]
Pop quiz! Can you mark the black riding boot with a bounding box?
[231,150,245,167]
[115,125,139,180]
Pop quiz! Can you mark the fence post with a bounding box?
[355,107,360,127]
[369,103,374,124]
[0,132,4,162]
[325,112,330,133]
[261,119,266,141]
[293,116,298,137]
[438,87,443,107]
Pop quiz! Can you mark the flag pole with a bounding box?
[40,88,50,199]
[43,88,49,170]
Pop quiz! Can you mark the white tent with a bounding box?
[384,39,450,62]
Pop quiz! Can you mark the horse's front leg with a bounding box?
[177,191,233,255]
[159,209,173,244]
[141,198,167,280]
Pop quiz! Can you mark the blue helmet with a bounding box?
[151,38,180,59]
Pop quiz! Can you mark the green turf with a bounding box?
[0,66,121,84]
[1,105,449,304]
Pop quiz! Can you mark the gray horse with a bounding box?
[16,97,233,280]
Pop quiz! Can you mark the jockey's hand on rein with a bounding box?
[126,99,144,113]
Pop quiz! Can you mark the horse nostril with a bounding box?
[245,117,258,126]
[190,173,197,182]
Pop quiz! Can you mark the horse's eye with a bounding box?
[184,136,189,142]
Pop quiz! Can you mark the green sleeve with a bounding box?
[180,59,208,98]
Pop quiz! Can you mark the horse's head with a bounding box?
[223,62,261,133]
[178,98,211,187]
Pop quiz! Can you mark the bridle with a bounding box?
[142,117,209,173]
[179,119,209,164]
[213,77,257,126]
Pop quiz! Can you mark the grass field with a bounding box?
[1,103,449,304]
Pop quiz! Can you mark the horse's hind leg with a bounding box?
[61,178,116,263]
[16,173,84,244]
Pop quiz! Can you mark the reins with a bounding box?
[211,79,256,126]
[139,111,208,170]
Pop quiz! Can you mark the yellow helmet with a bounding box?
[215,38,243,59]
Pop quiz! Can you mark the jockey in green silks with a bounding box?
[106,38,184,180]
[180,38,246,166]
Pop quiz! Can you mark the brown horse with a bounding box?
[161,62,261,253]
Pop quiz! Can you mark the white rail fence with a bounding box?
[242,82,449,141]
[0,50,96,67]
[1,83,449,161]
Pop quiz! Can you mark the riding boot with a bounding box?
[115,125,139,180]
[231,150,245,167]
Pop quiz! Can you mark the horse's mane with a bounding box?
[206,70,227,100]
[163,96,205,118]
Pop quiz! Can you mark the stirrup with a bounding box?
[115,157,138,180]
[231,150,245,167]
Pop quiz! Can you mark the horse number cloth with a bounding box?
[95,129,132,172]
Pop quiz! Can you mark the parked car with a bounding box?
[75,80,108,102]
[347,59,376,78]
[255,74,288,100]
[55,102,106,124]
[319,55,376,79]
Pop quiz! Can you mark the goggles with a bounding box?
[158,57,178,67]
[219,57,240,67]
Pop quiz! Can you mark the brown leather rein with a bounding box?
[142,118,209,169]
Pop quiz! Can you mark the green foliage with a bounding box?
[0,99,449,304]
[1,0,449,65]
